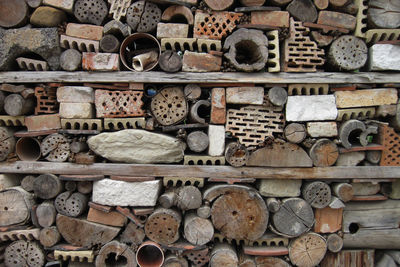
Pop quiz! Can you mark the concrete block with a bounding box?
[182,51,221,72]
[369,44,400,71]
[92,179,162,206]
[25,114,61,132]
[66,23,104,40]
[286,95,338,121]
[59,103,94,119]
[334,89,398,108]
[57,86,94,103]
[156,23,189,39]
[307,122,338,137]
[335,152,365,166]
[258,179,302,197]
[82,53,119,71]
[226,87,264,105]
[43,0,74,13]
[208,125,225,156]
[210,88,226,124]
[317,11,356,31]
[251,11,290,28]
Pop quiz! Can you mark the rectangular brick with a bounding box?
[59,103,94,119]
[25,114,61,132]
[57,86,94,103]
[156,23,189,39]
[251,11,290,28]
[314,207,343,233]
[82,53,119,71]
[226,87,264,105]
[66,23,103,40]
[95,90,145,118]
[334,89,398,108]
[182,51,221,72]
[87,207,127,227]
[210,88,226,124]
[317,11,356,31]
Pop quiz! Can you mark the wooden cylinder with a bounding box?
[302,181,332,209]
[5,240,45,267]
[96,240,137,267]
[205,0,234,10]
[266,197,281,213]
[120,222,145,246]
[176,186,202,211]
[184,84,202,101]
[366,150,382,164]
[368,0,400,29]
[268,86,288,106]
[184,212,214,246]
[269,0,292,5]
[100,34,120,53]
[197,203,211,219]
[187,131,209,153]
[65,192,89,217]
[210,243,238,267]
[36,201,57,228]
[314,0,329,9]
[309,139,339,167]
[332,183,354,202]
[159,50,182,73]
[328,35,368,71]
[77,181,92,194]
[4,94,34,116]
[136,241,164,267]
[33,173,63,200]
[329,0,349,7]
[326,233,343,253]
[39,226,61,247]
[158,189,177,209]
[41,134,70,162]
[284,123,306,144]
[65,181,77,191]
[20,175,36,192]
[0,187,35,227]
[289,233,327,267]
[225,142,249,167]
[145,208,182,245]
[0,127,15,162]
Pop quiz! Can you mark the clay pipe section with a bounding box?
[136,241,164,267]
[16,137,41,161]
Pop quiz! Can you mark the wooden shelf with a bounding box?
[0,162,398,179]
[1,71,400,84]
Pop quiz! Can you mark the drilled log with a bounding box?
[176,185,202,211]
[309,138,339,167]
[225,142,249,167]
[184,212,214,246]
[0,127,15,162]
[205,0,234,10]
[126,1,161,32]
[302,181,332,208]
[39,226,61,247]
[328,35,368,71]
[41,134,70,162]
[55,191,88,217]
[289,233,327,267]
[145,208,182,245]
[36,201,56,227]
[5,240,45,267]
[187,131,209,153]
[96,241,137,267]
[210,243,238,267]
[326,233,343,253]
[159,50,182,73]
[332,183,353,202]
[0,187,34,226]
[4,94,34,116]
[33,173,63,200]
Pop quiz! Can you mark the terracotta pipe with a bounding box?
[16,137,41,161]
[136,241,164,267]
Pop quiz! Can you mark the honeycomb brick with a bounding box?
[61,118,103,131]
[365,29,400,44]
[34,86,58,115]
[0,116,25,127]
[95,90,145,118]
[282,18,325,72]
[226,105,285,147]
[163,177,205,187]
[354,0,368,38]
[379,124,400,166]
[184,155,226,165]
[60,35,100,52]
[266,30,280,73]
[288,84,329,96]
[161,38,197,51]
[337,108,376,121]
[194,10,242,40]
[104,117,146,130]
[16,57,48,71]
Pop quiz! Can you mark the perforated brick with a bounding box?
[282,18,325,72]
[16,57,48,71]
[226,105,285,147]
[95,90,145,118]
[194,10,242,40]
[355,0,368,38]
[60,35,100,52]
[54,250,94,263]
[213,232,288,247]
[0,116,25,126]
[61,118,103,131]
[184,155,225,165]
[288,84,329,96]
[104,117,145,130]
[163,177,205,187]
[266,30,280,73]
[35,86,58,115]
[365,29,400,44]
[183,248,209,267]
[161,38,197,51]
[337,108,376,121]
[379,124,400,166]
[197,39,222,52]
[108,0,131,21]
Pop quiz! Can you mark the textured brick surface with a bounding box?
[60,35,99,52]
[82,53,119,71]
[317,11,356,31]
[104,118,146,130]
[161,38,197,51]
[35,86,58,115]
[288,84,329,96]
[95,90,145,118]
[194,10,242,40]
[365,29,400,44]
[184,155,225,165]
[379,124,400,166]
[197,39,222,52]
[314,207,343,233]
[182,51,221,72]
[0,116,25,127]
[266,30,280,73]
[337,108,376,121]
[251,11,290,28]
[16,57,48,71]
[210,88,226,124]
[25,114,61,132]
[334,89,398,108]
[156,23,189,39]
[61,118,103,131]
[163,177,205,187]
[66,23,103,40]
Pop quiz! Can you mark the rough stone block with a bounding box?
[210,88,226,124]
[156,23,189,39]
[250,11,290,28]
[208,125,225,156]
[66,23,104,41]
[25,114,61,132]
[376,105,397,117]
[182,51,221,72]
[317,11,356,31]
[258,179,302,197]
[92,179,162,206]
[59,103,94,119]
[286,95,338,121]
[57,86,94,103]
[335,151,365,166]
[43,0,74,13]
[307,122,338,137]
[82,53,120,71]
[226,87,264,105]
[368,44,400,71]
[334,89,398,108]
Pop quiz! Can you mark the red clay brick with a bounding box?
[95,90,145,118]
[251,11,290,28]
[25,114,61,132]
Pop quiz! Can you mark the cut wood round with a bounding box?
[0,0,28,28]
[272,198,314,237]
[284,123,306,144]
[184,212,214,246]
[238,252,256,267]
[65,192,88,217]
[176,186,202,211]
[74,0,108,26]
[328,35,368,71]
[0,187,34,227]
[332,182,354,202]
[21,175,36,192]
[368,0,400,29]
[187,131,209,153]
[309,138,339,167]
[225,142,249,167]
[36,201,56,228]
[239,0,266,6]
[158,189,177,209]
[210,243,238,267]
[314,0,329,9]
[197,204,211,219]
[326,233,343,253]
[5,240,45,267]
[120,222,145,246]
[210,185,268,240]
[302,181,332,208]
[145,208,182,245]
[159,51,182,73]
[65,181,77,191]
[39,226,61,247]
[329,0,349,7]
[164,253,189,267]
[289,233,327,267]
[205,0,234,10]
[126,1,161,32]
[311,31,334,47]
[4,94,34,116]
[100,34,120,53]
[266,197,281,213]
[77,181,93,194]
[33,173,63,200]
[286,0,318,23]
[40,134,70,162]
[151,87,188,126]
[184,84,202,101]
[255,257,290,267]
[189,100,210,124]
[0,127,15,162]
[268,87,288,106]
[366,150,382,164]
[269,0,292,5]
[96,241,137,267]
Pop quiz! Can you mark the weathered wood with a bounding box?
[368,0,400,29]
[225,142,249,167]
[320,250,374,267]
[145,208,182,245]
[36,201,56,228]
[5,240,45,267]
[205,0,234,10]
[41,134,70,162]
[77,181,92,194]
[210,243,238,267]
[269,0,292,5]
[164,253,189,267]
[289,233,327,267]
[184,84,202,101]
[314,0,329,9]
[187,131,209,153]
[87,207,127,227]
[159,50,183,73]
[184,212,214,246]
[33,173,63,199]
[302,181,332,208]
[343,228,400,249]
[0,0,28,28]
[95,241,136,267]
[272,198,314,237]
[4,94,34,116]
[326,233,343,253]
[255,257,290,267]
[159,189,177,208]
[70,141,88,154]
[0,127,15,161]
[351,182,380,196]
[120,222,145,246]
[39,226,61,247]
[55,191,88,217]
[266,198,280,213]
[197,203,211,218]
[268,86,287,106]
[329,0,349,7]
[284,123,306,144]
[365,150,382,164]
[376,253,397,267]
[238,251,256,267]
[391,101,400,131]
[99,34,120,53]
[387,251,400,265]
[65,181,77,191]
[286,0,318,23]
[56,214,120,248]
[309,139,339,167]
[176,185,202,211]
[332,182,354,202]
[239,0,265,7]
[0,187,34,226]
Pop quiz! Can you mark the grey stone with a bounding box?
[60,49,82,71]
[369,44,400,71]
[0,27,61,71]
[335,151,365,166]
[258,179,302,197]
[93,179,162,206]
[286,95,338,122]
[57,86,94,103]
[88,129,185,164]
[103,20,131,37]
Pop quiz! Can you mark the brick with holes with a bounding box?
[60,35,99,52]
[57,86,94,103]
[379,124,400,166]
[95,90,145,118]
[25,114,61,132]
[35,86,58,115]
[82,53,119,71]
[194,10,243,40]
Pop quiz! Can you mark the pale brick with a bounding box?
[57,86,94,103]
[286,95,338,122]
[59,103,94,119]
[43,0,74,13]
[25,114,61,132]
[92,179,162,206]
[307,122,338,137]
[82,53,119,71]
[156,23,189,39]
[208,125,225,156]
[258,179,302,197]
[182,51,221,72]
[226,87,264,105]
[334,89,398,108]
[251,11,290,28]
[369,44,400,71]
[66,23,104,41]
[317,11,356,31]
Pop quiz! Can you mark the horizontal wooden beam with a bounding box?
[1,71,400,84]
[0,162,399,179]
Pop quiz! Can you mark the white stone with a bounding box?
[307,122,338,137]
[87,129,185,163]
[92,179,162,206]
[57,86,94,103]
[258,179,302,197]
[226,87,264,105]
[369,44,400,71]
[335,151,365,166]
[59,103,94,119]
[43,0,74,13]
[208,125,225,156]
[286,95,338,122]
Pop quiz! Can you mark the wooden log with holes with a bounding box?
[184,212,214,246]
[309,139,339,167]
[4,240,45,267]
[210,243,238,267]
[39,226,61,247]
[36,201,57,227]
[0,127,15,162]
[332,183,354,202]
[0,186,35,226]
[302,181,332,209]
[41,134,70,162]
[225,142,249,167]
[55,191,88,217]
[96,241,137,267]
[289,233,327,267]
[33,173,63,200]
[144,208,182,245]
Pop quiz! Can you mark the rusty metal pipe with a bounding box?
[16,137,41,161]
[136,241,164,267]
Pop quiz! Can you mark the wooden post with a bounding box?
[5,240,45,267]
[284,123,306,144]
[268,87,288,106]
[187,131,209,153]
[100,34,120,53]
[77,181,92,194]
[159,51,182,73]
[368,0,400,29]
[39,226,61,247]
[266,197,281,213]
[204,0,234,10]
[0,127,15,161]
[184,84,202,101]
[70,141,89,154]
[33,174,63,200]
[65,181,77,191]
[302,181,332,208]
[328,36,368,71]
[184,212,214,246]
[36,201,57,228]
[159,189,177,209]
[4,94,34,116]
[210,243,238,267]
[289,233,327,267]
[55,191,88,217]
[326,233,343,253]
[176,185,202,211]
[332,183,354,202]
[197,203,211,218]
[41,134,70,162]
[309,139,339,167]
[314,0,329,9]
[329,0,349,7]
[20,175,36,192]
